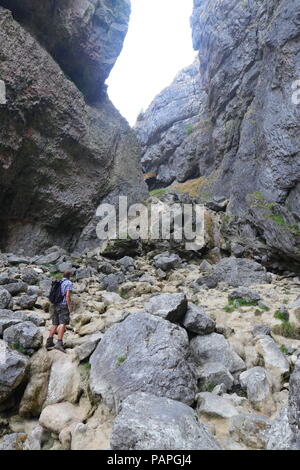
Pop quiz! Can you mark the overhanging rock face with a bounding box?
[0,0,131,102]
[0,4,148,255]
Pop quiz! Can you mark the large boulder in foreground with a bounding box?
[0,0,130,102]
[110,392,220,450]
[0,339,28,404]
[198,258,272,288]
[89,312,197,412]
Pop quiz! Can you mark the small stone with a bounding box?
[182,302,215,335]
[145,293,188,323]
[110,392,220,450]
[197,392,238,419]
[153,252,181,271]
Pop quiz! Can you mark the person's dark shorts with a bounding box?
[52,305,70,326]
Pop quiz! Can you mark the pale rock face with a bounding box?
[197,393,239,419]
[44,351,81,406]
[19,349,52,418]
[39,399,91,434]
[239,367,276,415]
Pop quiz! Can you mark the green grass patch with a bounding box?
[50,272,63,280]
[229,298,259,307]
[81,360,91,371]
[119,288,129,299]
[280,345,292,356]
[185,124,195,136]
[204,383,215,392]
[150,189,167,196]
[271,214,285,226]
[12,343,25,354]
[272,322,300,340]
[223,305,235,313]
[274,310,289,321]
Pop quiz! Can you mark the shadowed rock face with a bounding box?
[0,0,131,102]
[0,6,148,254]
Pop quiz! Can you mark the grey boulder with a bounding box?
[90,312,197,412]
[199,258,272,288]
[16,294,37,310]
[267,406,300,450]
[0,432,27,450]
[110,392,220,450]
[0,339,29,404]
[228,287,260,303]
[3,321,42,354]
[101,273,125,292]
[229,414,272,449]
[197,392,238,419]
[153,252,181,271]
[145,293,188,323]
[2,281,28,296]
[197,362,234,391]
[182,302,215,335]
[0,288,12,309]
[251,324,271,337]
[21,268,39,285]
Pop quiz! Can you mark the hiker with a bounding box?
[46,270,73,353]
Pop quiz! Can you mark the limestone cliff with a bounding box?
[0,3,148,255]
[191,0,300,268]
[136,0,300,269]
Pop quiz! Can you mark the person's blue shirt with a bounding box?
[59,277,73,305]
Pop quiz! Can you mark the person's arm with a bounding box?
[66,290,72,313]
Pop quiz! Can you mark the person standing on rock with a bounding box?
[46,271,73,353]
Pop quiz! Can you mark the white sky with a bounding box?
[106,0,196,126]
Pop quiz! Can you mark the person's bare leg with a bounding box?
[57,324,66,340]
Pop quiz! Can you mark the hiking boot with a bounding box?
[54,340,66,354]
[46,337,54,350]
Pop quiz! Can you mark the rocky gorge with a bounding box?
[0,0,300,452]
